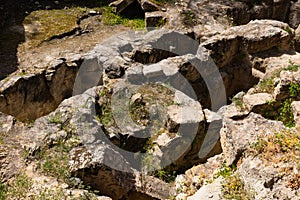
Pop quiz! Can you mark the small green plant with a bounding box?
[49,114,63,124]
[250,130,300,160]
[249,130,300,191]
[215,162,236,179]
[181,10,197,26]
[230,95,246,110]
[255,78,275,93]
[221,174,251,200]
[153,169,177,183]
[18,71,27,76]
[289,83,300,97]
[251,137,267,154]
[98,104,114,127]
[260,83,299,127]
[216,162,252,199]
[277,98,295,128]
[285,61,300,72]
[284,26,293,34]
[129,99,150,126]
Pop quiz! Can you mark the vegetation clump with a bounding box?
[262,83,300,127]
[249,130,300,190]
[215,163,252,200]
[181,10,197,26]
[23,6,145,47]
[34,137,81,184]
[101,7,145,29]
[23,7,90,46]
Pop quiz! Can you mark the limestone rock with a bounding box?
[220,113,286,165]
[229,0,291,26]
[272,0,290,22]
[174,154,224,197]
[291,101,300,127]
[21,86,172,200]
[243,93,273,112]
[0,112,15,133]
[0,55,82,121]
[201,20,293,67]
[187,177,223,200]
[238,157,299,200]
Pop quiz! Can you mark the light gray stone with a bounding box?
[291,101,300,127]
[187,177,223,200]
[220,113,286,165]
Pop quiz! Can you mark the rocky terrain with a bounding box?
[0,0,300,199]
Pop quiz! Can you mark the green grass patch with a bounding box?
[4,174,32,200]
[35,138,80,184]
[23,6,145,47]
[23,7,93,46]
[101,7,145,29]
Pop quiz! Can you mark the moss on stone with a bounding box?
[23,7,98,47]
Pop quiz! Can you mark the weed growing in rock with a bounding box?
[0,181,6,200]
[285,61,300,72]
[214,163,252,199]
[254,64,300,94]
[249,130,300,190]
[255,78,275,94]
[4,174,32,199]
[216,162,235,178]
[96,87,114,127]
[278,98,295,127]
[222,174,252,200]
[262,98,295,128]
[230,95,246,111]
[260,82,299,127]
[49,114,63,124]
[289,83,300,97]
[35,138,80,184]
[284,26,293,34]
[181,10,197,26]
[153,169,177,183]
